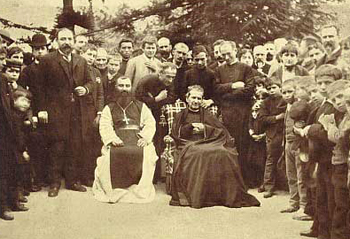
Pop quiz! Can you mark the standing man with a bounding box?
[171,42,189,100]
[117,38,134,75]
[209,39,225,73]
[252,45,270,76]
[215,40,256,184]
[317,24,342,67]
[157,37,172,62]
[125,36,161,92]
[37,28,95,197]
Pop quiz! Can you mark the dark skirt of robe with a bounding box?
[170,108,260,209]
[110,128,143,189]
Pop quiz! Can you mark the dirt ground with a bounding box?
[0,184,312,239]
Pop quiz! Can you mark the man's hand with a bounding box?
[275,113,285,121]
[231,81,245,89]
[144,61,157,72]
[318,113,335,131]
[192,123,204,133]
[111,138,124,147]
[74,86,87,96]
[155,90,168,102]
[93,115,101,127]
[38,111,48,124]
[23,151,30,162]
[201,99,214,109]
[137,138,147,148]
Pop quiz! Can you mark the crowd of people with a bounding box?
[0,22,349,239]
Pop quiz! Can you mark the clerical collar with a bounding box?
[188,107,200,113]
[34,59,40,65]
[58,49,72,62]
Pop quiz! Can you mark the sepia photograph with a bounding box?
[0,0,350,238]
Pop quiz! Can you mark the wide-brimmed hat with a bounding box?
[0,29,14,45]
[29,33,49,47]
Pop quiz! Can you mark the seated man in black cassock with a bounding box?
[92,76,158,204]
[169,85,260,209]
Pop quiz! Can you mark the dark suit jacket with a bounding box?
[316,48,342,68]
[37,50,94,141]
[88,66,104,112]
[258,95,286,139]
[270,65,309,83]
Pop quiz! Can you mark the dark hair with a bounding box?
[118,38,134,49]
[0,46,7,55]
[55,28,74,40]
[141,36,157,49]
[280,43,298,56]
[237,48,253,61]
[7,46,23,58]
[13,88,32,101]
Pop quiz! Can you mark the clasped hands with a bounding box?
[231,81,245,89]
[192,123,204,133]
[110,137,148,148]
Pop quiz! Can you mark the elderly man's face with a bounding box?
[213,45,224,63]
[159,67,176,87]
[220,43,237,65]
[158,38,172,57]
[95,56,108,70]
[194,52,207,69]
[321,27,340,54]
[57,29,74,55]
[119,42,133,60]
[143,43,157,59]
[116,78,132,94]
[173,45,188,64]
[186,90,203,111]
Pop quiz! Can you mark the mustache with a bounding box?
[324,41,334,48]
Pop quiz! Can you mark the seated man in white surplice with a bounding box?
[92,76,158,203]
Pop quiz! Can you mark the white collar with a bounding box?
[58,49,72,62]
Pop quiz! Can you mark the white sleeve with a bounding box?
[138,103,156,143]
[99,106,120,146]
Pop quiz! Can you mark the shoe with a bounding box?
[67,182,86,192]
[30,184,42,192]
[1,210,14,220]
[263,191,274,198]
[12,203,29,212]
[18,195,28,203]
[48,186,59,197]
[300,229,318,237]
[293,210,313,221]
[280,206,299,213]
[257,186,265,193]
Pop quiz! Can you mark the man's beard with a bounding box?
[324,41,335,53]
[216,56,225,63]
[160,50,170,59]
[285,64,295,71]
[266,53,274,62]
[116,91,133,107]
[60,44,72,55]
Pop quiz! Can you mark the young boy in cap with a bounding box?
[318,80,350,239]
[102,53,122,105]
[259,76,286,198]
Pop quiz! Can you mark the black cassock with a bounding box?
[170,108,260,209]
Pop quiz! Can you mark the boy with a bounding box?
[103,53,122,105]
[295,64,342,238]
[80,43,104,186]
[259,77,286,198]
[318,80,350,239]
[270,43,309,83]
[279,78,310,220]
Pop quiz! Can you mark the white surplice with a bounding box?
[92,102,158,203]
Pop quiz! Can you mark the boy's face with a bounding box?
[10,52,24,64]
[267,84,281,96]
[309,87,324,106]
[14,96,31,112]
[316,77,335,97]
[143,43,157,59]
[108,59,121,75]
[331,91,346,113]
[309,48,323,63]
[5,67,21,82]
[81,49,96,66]
[281,84,295,103]
[240,52,253,67]
[281,52,297,67]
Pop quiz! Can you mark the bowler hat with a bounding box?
[29,34,49,47]
[0,29,14,44]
